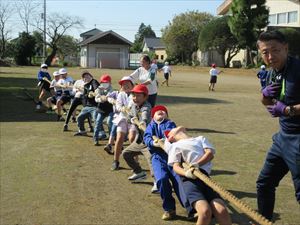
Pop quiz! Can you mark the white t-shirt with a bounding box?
[57,76,74,95]
[151,63,158,73]
[167,136,215,174]
[209,68,219,77]
[129,67,158,95]
[73,79,84,98]
[50,79,62,94]
[162,65,171,74]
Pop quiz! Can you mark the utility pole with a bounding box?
[43,0,46,63]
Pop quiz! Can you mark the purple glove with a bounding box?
[267,101,287,117]
[262,83,281,98]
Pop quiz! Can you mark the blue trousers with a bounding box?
[152,153,193,214]
[94,111,113,141]
[77,106,97,132]
[256,130,300,220]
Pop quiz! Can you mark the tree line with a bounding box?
[1,0,300,67]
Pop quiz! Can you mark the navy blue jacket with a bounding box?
[144,119,176,155]
[37,70,51,81]
[267,56,300,133]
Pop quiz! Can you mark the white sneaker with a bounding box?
[151,182,159,194]
[36,104,41,110]
[128,171,147,181]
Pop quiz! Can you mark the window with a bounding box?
[269,14,277,25]
[160,55,164,60]
[277,12,287,24]
[288,11,298,23]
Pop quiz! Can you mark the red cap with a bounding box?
[131,84,148,95]
[211,64,216,68]
[164,130,171,139]
[100,74,111,83]
[151,105,168,118]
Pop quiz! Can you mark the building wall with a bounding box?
[216,0,300,67]
[267,0,300,27]
[83,44,130,68]
[80,46,87,68]
[154,49,167,62]
[143,44,150,52]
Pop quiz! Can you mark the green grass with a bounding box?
[0,66,299,225]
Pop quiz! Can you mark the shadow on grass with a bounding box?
[0,87,57,122]
[226,203,279,225]
[228,189,257,199]
[157,95,231,105]
[0,77,37,88]
[186,127,236,134]
[211,169,237,176]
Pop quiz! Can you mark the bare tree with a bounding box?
[37,12,82,66]
[0,0,13,59]
[14,0,41,33]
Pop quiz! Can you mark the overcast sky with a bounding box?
[7,0,223,42]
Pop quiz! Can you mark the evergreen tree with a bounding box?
[131,23,156,53]
[228,0,269,65]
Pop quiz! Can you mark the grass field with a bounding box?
[0,66,299,225]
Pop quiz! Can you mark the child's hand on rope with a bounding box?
[184,167,197,179]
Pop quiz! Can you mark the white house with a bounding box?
[79,29,132,69]
[142,37,167,62]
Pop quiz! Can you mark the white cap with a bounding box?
[165,61,169,65]
[41,63,48,68]
[59,68,67,74]
[53,71,60,76]
[260,65,266,69]
[118,76,134,85]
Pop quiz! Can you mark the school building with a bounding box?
[216,0,300,67]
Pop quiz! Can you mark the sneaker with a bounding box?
[63,124,68,132]
[36,104,41,110]
[161,210,176,220]
[74,131,87,136]
[151,182,159,194]
[94,140,100,146]
[111,160,120,171]
[104,144,114,155]
[128,171,147,181]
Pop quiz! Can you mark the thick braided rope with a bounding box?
[153,137,272,225]
[110,99,273,225]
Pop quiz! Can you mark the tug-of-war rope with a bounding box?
[129,115,273,225]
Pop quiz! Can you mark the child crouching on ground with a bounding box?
[143,105,195,220]
[165,126,232,225]
[122,84,152,181]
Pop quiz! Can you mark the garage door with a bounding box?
[96,48,123,69]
